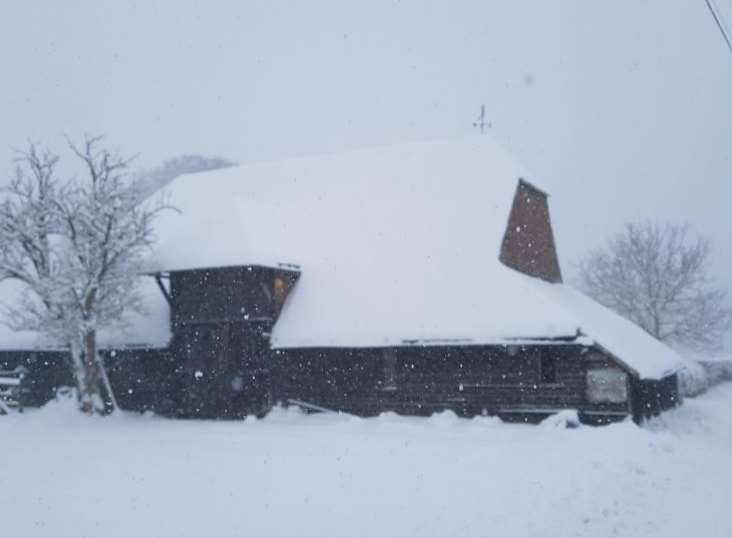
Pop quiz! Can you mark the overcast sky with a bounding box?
[2,1,731,346]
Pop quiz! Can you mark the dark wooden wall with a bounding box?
[158,265,300,418]
[0,326,679,426]
[271,344,631,420]
[104,347,176,414]
[0,350,73,407]
[169,265,299,327]
[630,374,680,423]
[164,320,274,418]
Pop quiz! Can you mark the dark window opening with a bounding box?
[540,354,557,384]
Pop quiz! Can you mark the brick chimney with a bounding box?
[499,179,563,283]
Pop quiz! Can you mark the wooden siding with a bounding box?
[0,350,73,407]
[171,266,273,325]
[0,313,674,426]
[630,374,680,423]
[164,320,274,418]
[104,324,277,419]
[272,344,613,418]
[104,348,176,414]
[169,265,300,327]
[94,265,300,418]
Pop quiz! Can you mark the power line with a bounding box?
[704,0,732,55]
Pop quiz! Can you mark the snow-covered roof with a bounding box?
[536,284,685,379]
[153,135,683,379]
[0,135,684,379]
[152,137,577,340]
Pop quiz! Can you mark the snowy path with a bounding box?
[1,386,731,538]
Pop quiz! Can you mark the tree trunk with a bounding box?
[68,341,90,408]
[96,352,119,412]
[75,289,106,414]
[80,330,105,414]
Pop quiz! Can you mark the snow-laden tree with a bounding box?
[0,136,169,413]
[579,222,731,353]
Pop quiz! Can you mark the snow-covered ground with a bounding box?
[2,386,732,538]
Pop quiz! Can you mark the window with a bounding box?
[586,368,628,404]
[273,277,288,315]
[382,349,397,390]
[539,354,557,384]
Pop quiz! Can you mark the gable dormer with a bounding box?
[499,179,562,283]
[165,264,301,327]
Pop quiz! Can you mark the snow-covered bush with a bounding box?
[678,356,732,397]
[541,409,581,429]
[678,360,709,397]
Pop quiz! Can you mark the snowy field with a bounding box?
[2,386,732,538]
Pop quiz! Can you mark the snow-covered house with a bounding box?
[132,136,681,423]
[0,136,685,423]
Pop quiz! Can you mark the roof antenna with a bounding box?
[472,104,491,134]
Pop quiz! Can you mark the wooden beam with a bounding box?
[154,273,172,307]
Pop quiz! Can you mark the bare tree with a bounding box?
[0,136,169,414]
[579,222,731,353]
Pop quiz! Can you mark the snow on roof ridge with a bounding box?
[242,133,494,165]
[149,262,301,274]
[172,132,548,193]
